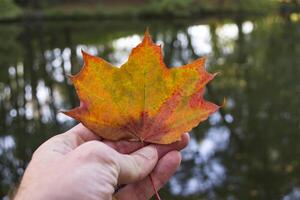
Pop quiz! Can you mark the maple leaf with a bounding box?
[63,31,219,144]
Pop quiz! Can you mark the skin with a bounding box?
[14,123,189,200]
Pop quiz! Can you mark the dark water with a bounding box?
[0,16,300,200]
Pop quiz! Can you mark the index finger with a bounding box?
[64,123,102,144]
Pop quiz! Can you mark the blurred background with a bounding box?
[0,0,300,199]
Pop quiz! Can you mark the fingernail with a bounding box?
[137,146,157,160]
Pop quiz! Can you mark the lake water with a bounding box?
[0,16,300,199]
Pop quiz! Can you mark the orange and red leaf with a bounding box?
[63,31,219,144]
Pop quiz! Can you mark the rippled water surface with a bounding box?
[0,17,300,199]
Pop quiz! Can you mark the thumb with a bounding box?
[117,145,158,184]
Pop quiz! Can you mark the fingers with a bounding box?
[70,133,187,193]
[104,140,144,154]
[117,145,158,184]
[59,121,189,154]
[103,132,190,155]
[156,132,189,158]
[71,141,159,185]
[61,124,189,155]
[31,124,101,163]
[39,120,189,162]
[41,123,100,150]
[115,151,181,200]
[71,133,188,185]
[63,123,101,144]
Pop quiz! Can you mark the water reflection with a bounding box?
[171,125,230,196]
[0,17,300,199]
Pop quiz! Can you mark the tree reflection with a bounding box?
[0,17,300,199]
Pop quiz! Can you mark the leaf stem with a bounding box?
[149,173,161,200]
[141,140,161,200]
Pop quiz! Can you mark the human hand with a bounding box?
[14,123,189,200]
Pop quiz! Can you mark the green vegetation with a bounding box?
[0,0,299,21]
[0,0,22,20]
[145,0,277,16]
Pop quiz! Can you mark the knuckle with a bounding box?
[78,141,118,166]
[81,141,106,158]
[85,141,104,152]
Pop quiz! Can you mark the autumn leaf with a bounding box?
[63,31,219,144]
